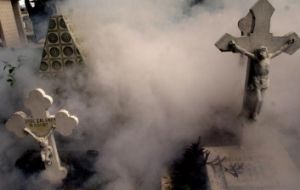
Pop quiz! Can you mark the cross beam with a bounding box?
[216,0,300,54]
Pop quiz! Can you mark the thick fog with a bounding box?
[0,0,300,189]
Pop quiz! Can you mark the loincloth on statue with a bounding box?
[248,76,269,90]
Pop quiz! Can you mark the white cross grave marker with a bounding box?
[215,0,300,120]
[5,88,79,180]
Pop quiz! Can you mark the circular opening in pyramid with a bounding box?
[65,60,74,67]
[63,46,74,57]
[49,47,60,57]
[52,61,62,70]
[61,32,72,43]
[59,18,67,29]
[48,19,57,30]
[48,33,59,44]
[40,61,49,71]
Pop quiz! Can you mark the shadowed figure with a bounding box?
[228,38,294,120]
[25,0,57,42]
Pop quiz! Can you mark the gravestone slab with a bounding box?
[206,143,300,190]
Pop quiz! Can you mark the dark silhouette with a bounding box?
[16,149,99,189]
[189,0,205,7]
[170,138,208,190]
[25,0,57,42]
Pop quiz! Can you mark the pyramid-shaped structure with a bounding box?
[39,15,85,75]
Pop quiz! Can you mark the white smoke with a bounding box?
[1,0,300,189]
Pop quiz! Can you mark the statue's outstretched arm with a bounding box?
[229,40,256,59]
[24,128,40,142]
[271,38,294,59]
[45,126,55,138]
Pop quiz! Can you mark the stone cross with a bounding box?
[215,0,300,120]
[5,88,79,179]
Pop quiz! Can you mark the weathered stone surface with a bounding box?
[206,133,300,190]
[215,0,300,120]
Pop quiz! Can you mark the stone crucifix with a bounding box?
[5,88,79,179]
[215,0,300,120]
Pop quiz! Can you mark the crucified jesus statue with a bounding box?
[24,126,56,166]
[228,38,294,120]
